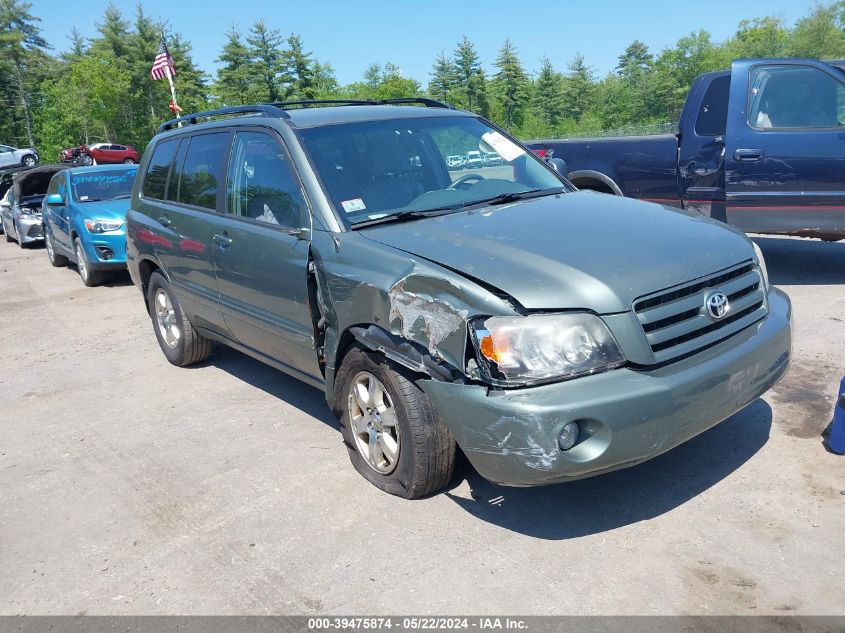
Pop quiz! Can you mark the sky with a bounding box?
[33,0,815,85]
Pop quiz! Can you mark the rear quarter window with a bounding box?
[142,139,179,200]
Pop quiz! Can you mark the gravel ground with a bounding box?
[0,235,842,615]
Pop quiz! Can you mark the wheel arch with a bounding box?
[567,169,623,195]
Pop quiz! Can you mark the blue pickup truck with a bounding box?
[527,58,845,241]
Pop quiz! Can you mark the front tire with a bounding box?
[147,271,212,366]
[80,154,93,166]
[21,155,36,167]
[74,237,102,286]
[45,229,68,267]
[334,346,456,498]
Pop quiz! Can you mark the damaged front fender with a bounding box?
[309,230,518,402]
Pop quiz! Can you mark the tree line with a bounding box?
[2,0,845,162]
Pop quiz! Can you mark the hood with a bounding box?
[71,198,131,220]
[360,191,753,314]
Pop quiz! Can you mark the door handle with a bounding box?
[212,232,233,248]
[157,215,171,227]
[734,148,764,162]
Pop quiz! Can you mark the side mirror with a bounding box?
[46,193,64,205]
[548,158,568,177]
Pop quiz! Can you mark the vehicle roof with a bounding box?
[154,104,476,141]
[12,163,68,180]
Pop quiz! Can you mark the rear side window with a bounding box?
[695,76,730,136]
[176,133,229,210]
[142,139,179,200]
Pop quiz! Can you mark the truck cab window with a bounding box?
[748,64,845,129]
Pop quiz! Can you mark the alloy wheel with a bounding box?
[154,288,181,349]
[347,371,401,474]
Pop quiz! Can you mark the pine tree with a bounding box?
[0,0,51,147]
[561,53,594,121]
[453,35,487,114]
[491,39,528,128]
[428,50,457,104]
[532,56,564,129]
[282,34,315,100]
[246,20,286,102]
[616,40,652,81]
[215,27,254,105]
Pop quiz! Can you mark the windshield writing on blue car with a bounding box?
[72,169,138,202]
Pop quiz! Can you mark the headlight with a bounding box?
[752,242,770,291]
[84,219,123,233]
[470,313,625,386]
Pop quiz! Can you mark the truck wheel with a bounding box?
[334,345,456,498]
[74,238,102,286]
[45,229,68,267]
[147,271,212,366]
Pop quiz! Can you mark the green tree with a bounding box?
[453,35,488,115]
[246,20,286,101]
[428,50,458,104]
[616,40,652,80]
[532,56,564,130]
[789,2,845,57]
[491,39,529,128]
[561,53,594,121]
[0,0,50,147]
[282,34,316,100]
[214,27,255,105]
[730,17,789,57]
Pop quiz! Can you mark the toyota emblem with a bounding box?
[705,292,730,320]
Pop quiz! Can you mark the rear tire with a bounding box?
[21,155,36,167]
[45,229,68,267]
[334,345,456,498]
[147,271,212,366]
[123,158,135,164]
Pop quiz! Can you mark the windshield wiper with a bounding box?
[352,207,460,229]
[112,194,131,200]
[460,187,564,209]
[79,198,103,203]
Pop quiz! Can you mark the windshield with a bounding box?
[298,115,568,226]
[71,168,137,202]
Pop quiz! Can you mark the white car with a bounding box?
[0,144,38,169]
[465,150,483,168]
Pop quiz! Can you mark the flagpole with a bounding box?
[165,66,180,116]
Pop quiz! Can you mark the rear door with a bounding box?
[138,132,231,336]
[725,59,845,238]
[0,145,15,168]
[214,128,319,378]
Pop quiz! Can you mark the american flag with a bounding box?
[150,37,176,81]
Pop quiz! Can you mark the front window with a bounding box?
[71,168,138,202]
[298,115,568,226]
[748,64,845,129]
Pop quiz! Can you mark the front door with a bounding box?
[45,172,72,252]
[214,128,319,378]
[725,59,845,238]
[0,145,15,169]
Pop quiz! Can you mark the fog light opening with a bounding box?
[558,421,579,451]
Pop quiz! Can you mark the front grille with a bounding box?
[633,261,768,364]
[27,223,43,238]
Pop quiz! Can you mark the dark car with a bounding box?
[125,101,791,498]
[527,58,845,242]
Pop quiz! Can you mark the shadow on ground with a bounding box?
[753,236,845,285]
[201,346,773,540]
[444,399,772,539]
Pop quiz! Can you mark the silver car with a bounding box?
[2,164,67,246]
[0,144,39,169]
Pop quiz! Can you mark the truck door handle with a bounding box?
[157,215,171,227]
[213,232,233,248]
[734,148,764,162]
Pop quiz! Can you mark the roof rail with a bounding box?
[157,104,290,133]
[377,98,455,109]
[270,99,378,108]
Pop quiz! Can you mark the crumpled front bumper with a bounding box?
[421,288,792,487]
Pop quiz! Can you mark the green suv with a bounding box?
[126,100,792,498]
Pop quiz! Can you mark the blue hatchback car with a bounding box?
[42,164,138,286]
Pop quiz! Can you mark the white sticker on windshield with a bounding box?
[341,198,366,213]
[481,131,525,162]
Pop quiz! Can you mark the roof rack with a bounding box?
[157,104,290,133]
[156,98,457,133]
